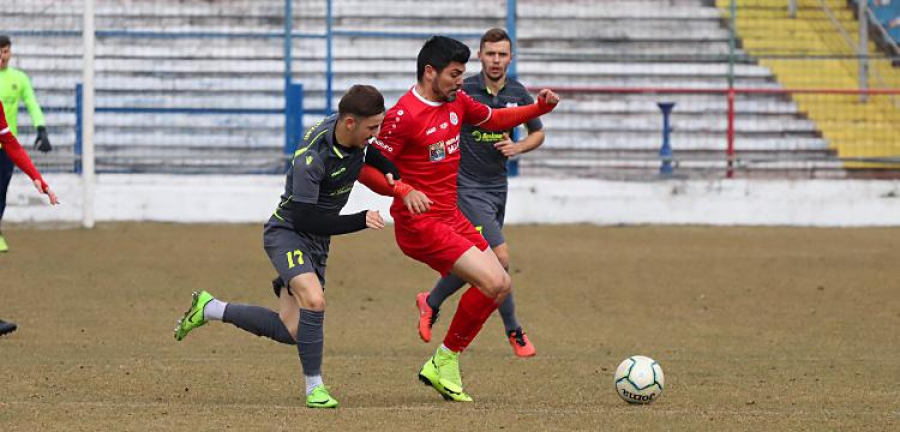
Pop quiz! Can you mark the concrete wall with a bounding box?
[6,174,900,227]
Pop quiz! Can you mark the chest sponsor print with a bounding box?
[429,142,446,162]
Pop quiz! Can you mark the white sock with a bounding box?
[203,299,227,321]
[305,375,324,395]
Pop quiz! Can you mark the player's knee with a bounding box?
[499,272,511,296]
[482,270,510,299]
[304,296,326,311]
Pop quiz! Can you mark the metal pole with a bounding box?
[858,0,869,102]
[726,89,735,178]
[75,84,83,174]
[728,0,736,88]
[82,0,96,228]
[284,0,294,159]
[506,0,519,176]
[788,0,797,19]
[506,0,517,80]
[658,103,675,176]
[326,0,334,114]
[284,0,292,90]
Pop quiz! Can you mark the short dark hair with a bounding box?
[416,36,470,82]
[480,28,511,50]
[0,36,11,49]
[338,84,385,118]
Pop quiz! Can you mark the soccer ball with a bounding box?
[614,355,665,404]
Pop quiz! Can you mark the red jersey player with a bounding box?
[0,99,57,336]
[359,36,559,402]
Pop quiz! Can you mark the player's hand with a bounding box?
[365,210,385,229]
[34,126,52,153]
[33,179,59,205]
[493,133,519,157]
[402,189,432,215]
[537,89,560,106]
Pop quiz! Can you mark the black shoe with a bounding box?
[0,320,18,336]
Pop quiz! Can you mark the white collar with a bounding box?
[412,86,444,107]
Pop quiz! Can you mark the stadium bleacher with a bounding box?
[1,0,858,177]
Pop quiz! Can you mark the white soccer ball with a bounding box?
[614,355,665,404]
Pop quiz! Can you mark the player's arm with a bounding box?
[358,165,432,214]
[364,144,401,180]
[290,203,382,235]
[494,129,545,158]
[0,119,58,204]
[356,104,432,213]
[475,89,559,131]
[21,74,51,152]
[289,153,381,235]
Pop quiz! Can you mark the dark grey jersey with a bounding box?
[458,73,543,189]
[268,114,365,233]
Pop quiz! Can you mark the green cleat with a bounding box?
[0,235,8,253]
[173,290,214,341]
[417,348,473,402]
[306,385,339,408]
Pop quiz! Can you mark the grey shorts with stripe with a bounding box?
[263,223,329,290]
[457,188,508,248]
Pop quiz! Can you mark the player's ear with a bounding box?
[344,115,357,130]
[424,64,437,82]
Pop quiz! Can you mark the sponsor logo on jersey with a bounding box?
[429,141,446,162]
[472,130,505,143]
[374,139,394,153]
[328,183,354,196]
[446,135,460,154]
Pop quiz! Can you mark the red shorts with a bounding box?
[393,208,489,276]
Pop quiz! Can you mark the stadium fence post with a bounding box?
[325,0,334,115]
[82,0,96,228]
[726,88,735,179]
[658,102,675,176]
[858,0,869,103]
[75,84,83,175]
[285,83,305,172]
[506,0,519,177]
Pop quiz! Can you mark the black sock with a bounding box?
[428,273,467,311]
[296,309,325,377]
[222,304,295,345]
[498,291,520,334]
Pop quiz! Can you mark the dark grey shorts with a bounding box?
[457,188,507,248]
[263,224,329,293]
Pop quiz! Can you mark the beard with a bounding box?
[432,80,457,102]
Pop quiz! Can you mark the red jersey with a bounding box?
[375,87,491,215]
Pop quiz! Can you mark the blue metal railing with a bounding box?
[19,0,519,174]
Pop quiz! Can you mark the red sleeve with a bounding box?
[0,101,47,189]
[358,164,413,198]
[374,103,409,161]
[458,90,491,125]
[476,96,556,132]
